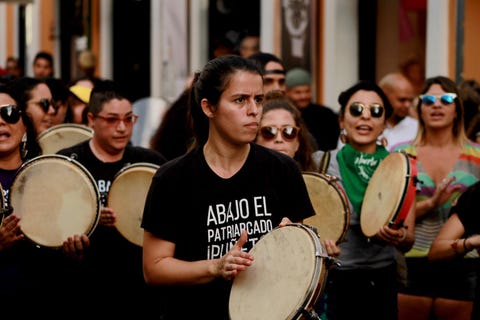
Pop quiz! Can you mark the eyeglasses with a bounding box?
[0,104,22,124]
[94,114,139,126]
[259,126,300,141]
[30,98,59,113]
[419,93,457,105]
[349,102,384,118]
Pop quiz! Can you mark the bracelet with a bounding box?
[463,238,472,252]
[451,239,461,254]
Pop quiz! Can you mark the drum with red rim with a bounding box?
[360,151,417,237]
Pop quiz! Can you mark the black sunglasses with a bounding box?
[259,126,300,141]
[349,102,384,118]
[32,98,59,113]
[0,104,22,124]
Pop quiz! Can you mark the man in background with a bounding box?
[285,67,340,151]
[378,72,418,150]
[248,52,286,94]
[32,51,54,79]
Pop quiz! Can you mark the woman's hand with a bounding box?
[0,214,23,250]
[213,230,254,280]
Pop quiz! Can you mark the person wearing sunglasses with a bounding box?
[311,80,416,320]
[255,90,316,171]
[0,83,85,312]
[255,90,340,318]
[393,76,480,320]
[8,77,58,136]
[56,79,167,317]
[141,55,327,320]
[45,77,70,126]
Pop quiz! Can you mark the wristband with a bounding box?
[451,239,460,254]
[463,238,472,252]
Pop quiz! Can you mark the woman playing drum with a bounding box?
[312,81,416,319]
[142,55,325,320]
[0,82,86,313]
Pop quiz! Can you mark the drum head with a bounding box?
[37,123,94,154]
[360,152,409,237]
[229,224,327,320]
[108,162,159,246]
[10,155,100,248]
[302,172,350,243]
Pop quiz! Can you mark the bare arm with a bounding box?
[142,230,254,286]
[428,214,469,261]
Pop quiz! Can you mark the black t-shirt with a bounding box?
[142,143,315,319]
[57,140,166,315]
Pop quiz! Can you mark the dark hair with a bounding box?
[338,80,393,120]
[88,79,128,115]
[1,80,42,159]
[414,76,466,145]
[247,52,284,74]
[33,51,54,66]
[45,78,69,103]
[259,90,315,171]
[458,79,480,130]
[188,55,263,146]
[149,88,194,160]
[7,77,49,137]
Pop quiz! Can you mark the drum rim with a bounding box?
[108,162,160,246]
[37,123,94,140]
[9,154,101,248]
[229,223,328,320]
[360,152,413,237]
[112,162,160,180]
[302,171,351,243]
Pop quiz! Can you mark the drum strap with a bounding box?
[318,151,330,174]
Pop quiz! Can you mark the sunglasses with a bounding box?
[0,104,22,124]
[419,93,457,105]
[349,102,384,118]
[259,126,300,141]
[94,114,139,127]
[31,98,59,113]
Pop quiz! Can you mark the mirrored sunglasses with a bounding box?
[0,104,22,124]
[349,102,384,118]
[419,93,457,105]
[259,126,300,141]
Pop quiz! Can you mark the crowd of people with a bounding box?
[1,45,480,320]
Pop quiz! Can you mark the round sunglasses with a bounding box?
[349,102,384,118]
[259,126,300,141]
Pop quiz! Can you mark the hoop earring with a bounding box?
[21,133,27,159]
[340,128,348,144]
[380,136,388,147]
